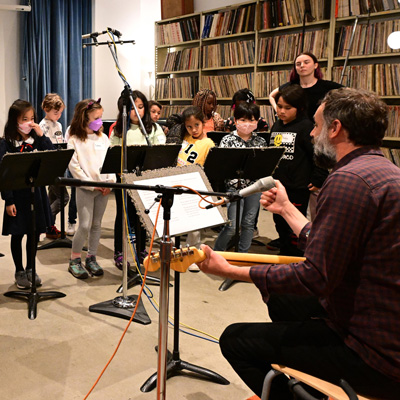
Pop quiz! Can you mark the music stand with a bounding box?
[88,144,180,323]
[206,131,228,146]
[204,147,285,291]
[0,149,74,319]
[38,143,72,250]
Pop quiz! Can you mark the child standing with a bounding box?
[39,93,69,239]
[192,89,225,133]
[110,90,165,268]
[67,98,116,279]
[214,102,267,253]
[269,84,325,256]
[177,106,215,271]
[148,100,168,135]
[0,99,54,288]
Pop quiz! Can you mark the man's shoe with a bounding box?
[253,228,260,239]
[46,225,61,239]
[15,271,31,289]
[26,269,42,287]
[85,255,104,276]
[66,223,76,236]
[68,258,89,279]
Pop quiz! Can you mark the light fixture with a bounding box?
[387,31,400,50]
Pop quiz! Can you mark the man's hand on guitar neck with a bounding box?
[196,244,253,282]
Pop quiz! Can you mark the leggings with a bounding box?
[72,188,109,256]
[11,234,39,272]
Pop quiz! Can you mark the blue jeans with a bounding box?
[214,192,261,253]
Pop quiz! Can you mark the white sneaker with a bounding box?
[188,263,200,273]
[67,223,76,236]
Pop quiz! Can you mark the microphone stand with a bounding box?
[84,32,154,323]
[57,177,229,400]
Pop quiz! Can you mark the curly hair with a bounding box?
[192,89,217,116]
[41,93,65,111]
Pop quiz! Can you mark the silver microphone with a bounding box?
[82,30,106,39]
[206,176,275,209]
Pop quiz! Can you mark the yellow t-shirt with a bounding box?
[177,135,215,166]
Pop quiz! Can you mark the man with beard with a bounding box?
[197,88,400,399]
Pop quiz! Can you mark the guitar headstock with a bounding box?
[143,246,205,273]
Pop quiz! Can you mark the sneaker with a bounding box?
[26,269,42,287]
[46,225,61,239]
[188,263,200,273]
[266,238,280,250]
[85,255,104,276]
[15,271,31,289]
[68,258,89,279]
[66,223,76,236]
[114,252,131,271]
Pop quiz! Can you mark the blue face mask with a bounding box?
[88,118,103,132]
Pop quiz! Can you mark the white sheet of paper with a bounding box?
[135,171,225,237]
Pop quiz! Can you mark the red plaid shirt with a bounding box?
[250,147,400,382]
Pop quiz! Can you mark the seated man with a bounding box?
[197,88,400,400]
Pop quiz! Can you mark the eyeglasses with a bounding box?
[87,98,101,109]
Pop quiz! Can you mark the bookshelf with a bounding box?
[154,0,400,141]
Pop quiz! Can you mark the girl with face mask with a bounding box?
[67,98,116,279]
[0,99,54,289]
[213,102,267,254]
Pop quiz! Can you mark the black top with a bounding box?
[269,115,328,190]
[0,135,54,235]
[280,79,344,121]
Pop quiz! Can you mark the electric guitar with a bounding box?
[143,246,306,273]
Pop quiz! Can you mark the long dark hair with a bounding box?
[4,99,37,143]
[289,52,323,83]
[69,98,103,141]
[181,106,205,141]
[275,84,307,119]
[114,90,155,138]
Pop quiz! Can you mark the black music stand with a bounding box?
[88,144,180,323]
[204,147,285,291]
[38,143,72,250]
[0,149,74,319]
[141,234,229,392]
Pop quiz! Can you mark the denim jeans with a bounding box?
[214,191,260,253]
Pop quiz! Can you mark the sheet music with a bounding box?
[135,171,225,237]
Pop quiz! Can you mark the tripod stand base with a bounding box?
[219,278,237,291]
[37,237,72,250]
[4,290,66,320]
[116,271,170,293]
[88,295,151,324]
[141,348,229,392]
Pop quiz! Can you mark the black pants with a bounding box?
[114,183,146,255]
[219,294,400,399]
[273,188,309,256]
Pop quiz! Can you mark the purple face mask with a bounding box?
[88,118,103,132]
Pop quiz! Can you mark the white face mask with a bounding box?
[237,121,257,135]
[18,122,32,135]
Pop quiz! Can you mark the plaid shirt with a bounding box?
[250,147,400,382]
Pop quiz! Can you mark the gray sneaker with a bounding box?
[15,271,31,289]
[68,258,89,279]
[26,269,42,287]
[85,255,104,276]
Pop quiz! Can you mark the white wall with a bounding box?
[93,0,161,119]
[0,0,22,133]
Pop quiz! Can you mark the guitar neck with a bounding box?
[210,251,305,266]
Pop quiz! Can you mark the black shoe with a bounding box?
[266,238,280,250]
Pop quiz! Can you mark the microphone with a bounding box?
[206,176,275,209]
[107,27,122,38]
[82,30,106,39]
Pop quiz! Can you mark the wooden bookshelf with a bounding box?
[154,0,400,142]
